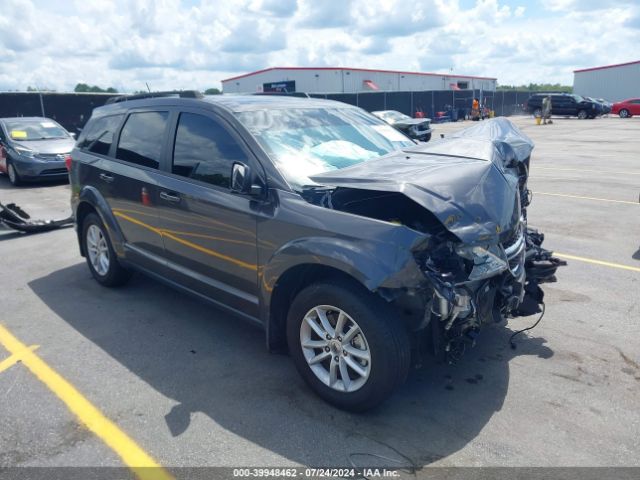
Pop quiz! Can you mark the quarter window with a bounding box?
[116,111,169,169]
[172,112,248,188]
[79,114,123,156]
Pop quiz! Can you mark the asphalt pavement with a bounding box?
[0,115,638,476]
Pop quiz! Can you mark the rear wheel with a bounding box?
[7,161,22,186]
[577,110,588,119]
[619,109,630,118]
[82,213,132,287]
[287,280,410,411]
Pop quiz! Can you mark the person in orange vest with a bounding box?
[471,98,480,121]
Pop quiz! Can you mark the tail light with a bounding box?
[64,154,72,171]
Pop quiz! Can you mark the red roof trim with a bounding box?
[574,60,640,73]
[222,66,497,82]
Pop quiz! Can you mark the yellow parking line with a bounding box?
[0,324,174,480]
[0,344,39,374]
[555,253,640,273]
[533,191,638,205]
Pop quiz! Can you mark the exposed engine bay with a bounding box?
[305,118,566,363]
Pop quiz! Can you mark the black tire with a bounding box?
[577,110,587,119]
[422,133,432,142]
[7,160,22,186]
[619,109,630,118]
[286,279,410,412]
[82,213,132,287]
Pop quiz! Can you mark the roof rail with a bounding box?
[252,91,311,98]
[105,90,204,104]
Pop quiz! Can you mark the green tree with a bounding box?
[204,87,221,95]
[74,83,118,93]
[497,83,572,93]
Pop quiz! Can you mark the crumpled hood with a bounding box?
[11,138,75,155]
[310,145,520,245]
[447,117,534,163]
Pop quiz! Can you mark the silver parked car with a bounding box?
[0,117,75,186]
[371,110,433,142]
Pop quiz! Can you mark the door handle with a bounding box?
[99,173,114,183]
[160,191,181,203]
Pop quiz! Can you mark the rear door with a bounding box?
[155,108,262,318]
[106,109,171,272]
[552,95,567,115]
[630,99,640,115]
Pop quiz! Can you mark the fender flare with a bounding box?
[76,186,126,257]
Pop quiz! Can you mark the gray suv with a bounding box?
[70,93,561,411]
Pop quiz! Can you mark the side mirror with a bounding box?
[231,162,251,194]
[231,162,263,197]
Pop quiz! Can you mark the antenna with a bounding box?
[146,83,151,93]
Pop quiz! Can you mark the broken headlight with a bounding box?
[455,244,508,281]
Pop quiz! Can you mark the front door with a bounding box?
[155,109,261,318]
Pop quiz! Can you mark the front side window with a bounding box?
[79,114,124,156]
[116,111,169,169]
[172,112,248,188]
[236,107,414,190]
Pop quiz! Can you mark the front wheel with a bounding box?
[82,213,132,287]
[7,161,22,186]
[287,280,410,411]
[577,110,588,119]
[619,109,630,118]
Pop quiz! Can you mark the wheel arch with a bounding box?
[75,186,126,257]
[265,263,375,353]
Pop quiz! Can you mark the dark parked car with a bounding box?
[371,110,433,141]
[526,93,601,119]
[70,94,561,411]
[0,117,75,186]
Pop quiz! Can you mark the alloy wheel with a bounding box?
[86,224,110,276]
[300,305,371,393]
[7,164,17,184]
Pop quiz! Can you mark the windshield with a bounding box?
[236,107,414,190]
[5,119,69,141]
[376,111,410,122]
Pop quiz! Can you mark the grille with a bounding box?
[40,168,68,175]
[503,229,525,278]
[37,153,67,161]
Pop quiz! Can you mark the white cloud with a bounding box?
[0,0,637,92]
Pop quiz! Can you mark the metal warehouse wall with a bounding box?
[223,69,497,94]
[310,90,534,119]
[0,92,118,132]
[573,63,640,102]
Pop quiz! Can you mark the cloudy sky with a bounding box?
[0,0,638,92]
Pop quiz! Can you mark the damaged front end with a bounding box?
[309,118,565,363]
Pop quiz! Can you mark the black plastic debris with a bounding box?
[0,202,73,233]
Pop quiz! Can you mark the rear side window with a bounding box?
[172,112,248,188]
[116,111,169,169]
[78,114,123,155]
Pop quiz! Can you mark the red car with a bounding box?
[611,98,640,118]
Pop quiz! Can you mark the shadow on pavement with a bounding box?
[29,263,553,469]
